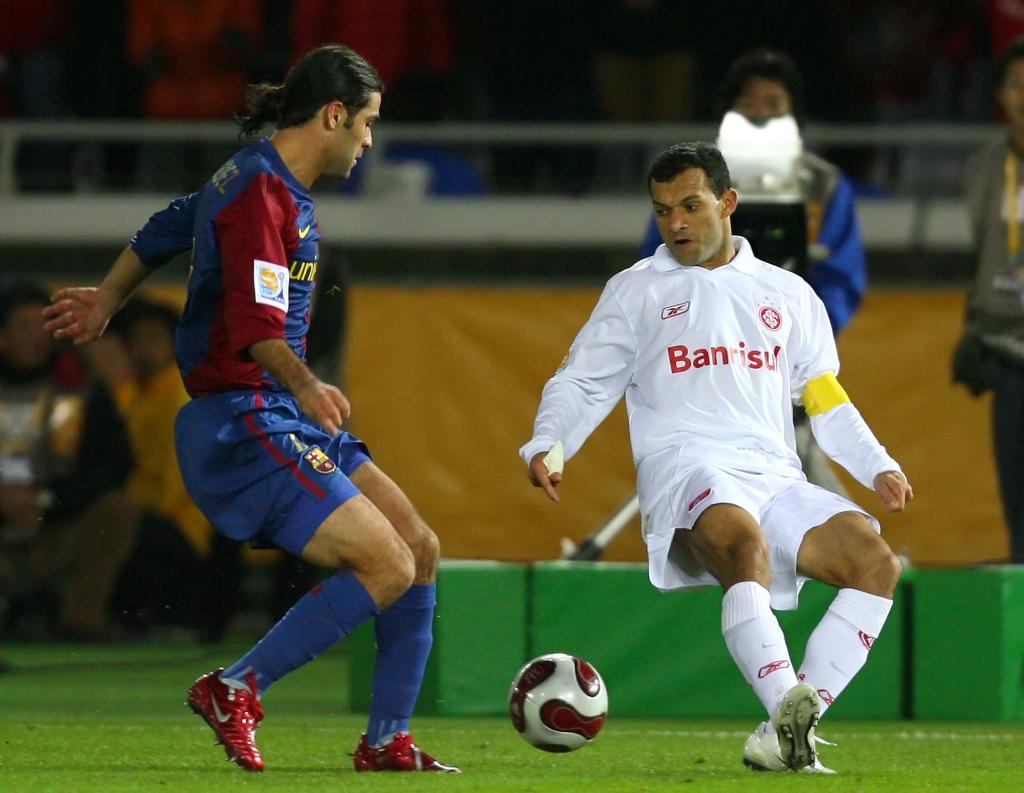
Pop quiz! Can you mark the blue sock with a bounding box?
[365,582,436,746]
[222,570,379,695]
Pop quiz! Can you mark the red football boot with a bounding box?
[186,669,265,772]
[352,732,461,773]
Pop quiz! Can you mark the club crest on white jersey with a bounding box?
[758,305,783,331]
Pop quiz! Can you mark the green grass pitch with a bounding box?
[1,640,1023,792]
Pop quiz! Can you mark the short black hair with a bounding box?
[647,142,732,198]
[994,36,1024,90]
[0,279,50,327]
[716,48,805,122]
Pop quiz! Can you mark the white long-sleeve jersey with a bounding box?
[520,237,900,525]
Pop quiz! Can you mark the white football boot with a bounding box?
[740,682,825,772]
[742,721,788,771]
[772,682,821,770]
[743,720,836,774]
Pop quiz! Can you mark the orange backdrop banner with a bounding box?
[345,285,1007,568]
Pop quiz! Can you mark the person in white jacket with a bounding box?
[520,141,912,774]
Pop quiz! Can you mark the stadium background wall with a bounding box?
[342,286,1004,567]
[125,284,1002,567]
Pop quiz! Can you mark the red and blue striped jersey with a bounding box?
[130,138,321,397]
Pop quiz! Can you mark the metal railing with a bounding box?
[0,119,1004,195]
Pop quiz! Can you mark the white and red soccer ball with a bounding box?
[508,653,608,752]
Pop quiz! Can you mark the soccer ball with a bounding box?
[508,653,608,752]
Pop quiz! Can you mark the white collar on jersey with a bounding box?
[652,235,757,275]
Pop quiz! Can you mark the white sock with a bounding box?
[721,581,799,718]
[797,588,893,716]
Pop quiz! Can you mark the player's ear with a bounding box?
[720,188,738,219]
[323,100,348,131]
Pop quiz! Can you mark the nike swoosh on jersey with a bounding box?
[298,224,312,239]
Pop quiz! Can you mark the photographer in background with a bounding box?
[952,37,1024,563]
[641,49,867,495]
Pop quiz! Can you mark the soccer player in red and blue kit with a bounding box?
[43,45,458,774]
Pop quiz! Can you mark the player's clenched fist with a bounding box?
[296,380,351,436]
[873,470,913,513]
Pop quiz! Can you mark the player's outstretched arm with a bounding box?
[42,246,152,345]
[528,451,563,503]
[873,470,913,513]
[249,338,351,435]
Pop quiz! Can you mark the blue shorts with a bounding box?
[174,389,372,556]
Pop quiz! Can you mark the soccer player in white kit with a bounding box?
[520,142,912,773]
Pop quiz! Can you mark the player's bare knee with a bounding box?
[390,543,417,595]
[725,535,771,580]
[365,547,415,608]
[835,534,902,597]
[408,526,440,581]
[701,532,770,589]
[863,547,902,597]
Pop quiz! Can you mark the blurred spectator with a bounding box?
[475,0,597,192]
[639,49,866,495]
[103,297,209,634]
[828,0,988,196]
[0,0,72,189]
[127,0,262,120]
[952,37,1024,563]
[830,0,987,122]
[102,295,320,641]
[290,0,454,86]
[591,0,697,122]
[0,0,69,118]
[0,281,135,640]
[988,0,1024,68]
[126,0,263,190]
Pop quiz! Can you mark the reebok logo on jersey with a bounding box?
[661,301,691,319]
[667,343,782,373]
[253,259,289,313]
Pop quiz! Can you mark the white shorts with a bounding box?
[644,463,879,610]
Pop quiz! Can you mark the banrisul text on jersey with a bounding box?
[667,342,783,373]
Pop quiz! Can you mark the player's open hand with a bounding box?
[873,470,913,513]
[528,452,562,502]
[42,287,112,345]
[296,380,351,436]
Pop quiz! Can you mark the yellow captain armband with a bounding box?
[801,372,850,416]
